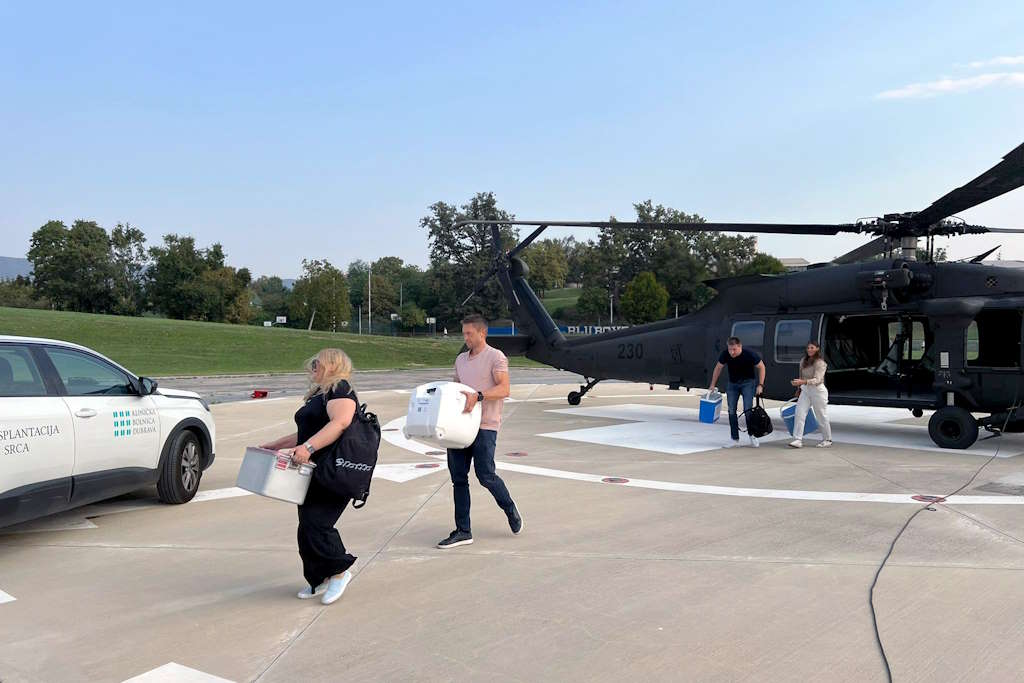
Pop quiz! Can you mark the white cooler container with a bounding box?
[236,447,317,504]
[403,381,482,449]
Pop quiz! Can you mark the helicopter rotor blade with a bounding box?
[461,267,498,306]
[908,141,1024,231]
[457,219,857,236]
[508,224,548,258]
[832,236,890,264]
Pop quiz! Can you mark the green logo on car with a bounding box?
[113,410,132,437]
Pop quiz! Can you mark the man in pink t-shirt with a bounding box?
[437,314,523,549]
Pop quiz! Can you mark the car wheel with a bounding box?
[928,407,979,449]
[157,430,203,504]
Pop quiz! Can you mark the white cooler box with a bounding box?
[403,381,482,449]
[236,447,317,504]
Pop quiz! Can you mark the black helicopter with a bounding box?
[460,141,1024,450]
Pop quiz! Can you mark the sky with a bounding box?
[1,1,1023,278]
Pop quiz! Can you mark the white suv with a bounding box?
[0,336,216,528]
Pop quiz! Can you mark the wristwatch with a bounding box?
[303,442,316,455]
[477,391,484,403]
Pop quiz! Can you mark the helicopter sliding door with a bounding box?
[963,308,1023,402]
[822,313,935,406]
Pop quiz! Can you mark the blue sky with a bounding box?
[1,1,1022,277]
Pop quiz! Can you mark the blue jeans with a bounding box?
[726,379,756,441]
[447,430,515,533]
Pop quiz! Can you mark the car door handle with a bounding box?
[75,408,98,419]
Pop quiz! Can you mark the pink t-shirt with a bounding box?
[454,345,509,431]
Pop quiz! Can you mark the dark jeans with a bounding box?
[726,379,756,441]
[447,429,515,533]
[297,478,357,589]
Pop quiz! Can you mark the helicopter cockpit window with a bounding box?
[966,310,1022,368]
[730,321,764,356]
[775,320,813,363]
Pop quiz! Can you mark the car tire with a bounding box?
[928,407,979,449]
[157,430,203,504]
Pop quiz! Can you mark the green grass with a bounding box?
[0,307,536,376]
[540,287,581,314]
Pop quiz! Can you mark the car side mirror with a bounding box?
[138,377,159,395]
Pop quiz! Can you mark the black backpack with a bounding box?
[314,400,381,508]
[743,396,774,438]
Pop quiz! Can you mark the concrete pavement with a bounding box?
[3,381,1024,681]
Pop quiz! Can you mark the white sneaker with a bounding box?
[297,582,327,599]
[321,571,353,605]
[788,439,803,448]
[816,440,833,448]
[723,440,740,449]
[749,436,760,448]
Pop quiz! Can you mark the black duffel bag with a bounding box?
[314,401,381,508]
[744,396,774,438]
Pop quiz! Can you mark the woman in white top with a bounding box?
[789,341,833,448]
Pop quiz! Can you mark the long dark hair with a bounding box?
[801,341,823,369]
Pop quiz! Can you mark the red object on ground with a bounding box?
[251,390,269,399]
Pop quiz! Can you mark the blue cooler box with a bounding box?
[781,401,819,436]
[699,391,723,424]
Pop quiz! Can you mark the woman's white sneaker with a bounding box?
[297,582,327,599]
[788,439,803,448]
[749,436,760,448]
[816,440,833,448]
[321,571,353,605]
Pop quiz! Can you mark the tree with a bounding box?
[251,276,290,320]
[422,192,519,324]
[346,260,369,310]
[620,272,669,324]
[520,239,569,296]
[147,235,247,322]
[0,276,48,309]
[110,222,148,315]
[576,286,609,322]
[27,220,73,309]
[735,253,787,276]
[147,235,210,319]
[399,302,427,331]
[64,220,115,313]
[289,259,351,331]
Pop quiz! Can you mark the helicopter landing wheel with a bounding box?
[928,406,979,449]
[567,391,582,406]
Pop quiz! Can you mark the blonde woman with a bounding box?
[260,349,359,604]
[789,340,833,448]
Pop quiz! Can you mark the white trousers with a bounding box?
[794,385,832,441]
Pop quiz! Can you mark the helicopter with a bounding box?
[458,141,1024,450]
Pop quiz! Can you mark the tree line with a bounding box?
[0,193,789,330]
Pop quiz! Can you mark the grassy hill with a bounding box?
[0,307,532,376]
[540,287,581,314]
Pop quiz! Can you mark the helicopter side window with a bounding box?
[966,310,1022,368]
[730,321,764,356]
[775,320,813,363]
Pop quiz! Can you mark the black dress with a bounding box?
[294,381,358,589]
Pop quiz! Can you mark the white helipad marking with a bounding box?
[374,462,448,483]
[0,515,99,535]
[122,662,235,683]
[542,404,1023,458]
[193,487,252,502]
[0,589,15,604]
[380,416,1024,505]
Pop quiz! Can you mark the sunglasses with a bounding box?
[311,359,320,371]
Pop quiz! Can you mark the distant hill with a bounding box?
[0,256,31,281]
